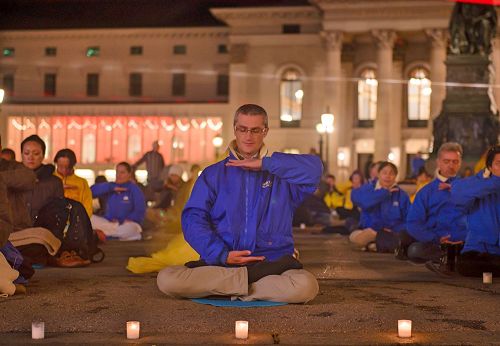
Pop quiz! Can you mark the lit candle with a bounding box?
[31,321,44,340]
[235,321,248,339]
[126,321,140,339]
[300,223,306,230]
[483,272,493,284]
[398,320,412,338]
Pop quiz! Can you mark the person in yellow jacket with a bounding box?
[126,164,201,273]
[53,149,93,217]
[323,174,345,209]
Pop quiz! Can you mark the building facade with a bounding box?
[1,0,500,181]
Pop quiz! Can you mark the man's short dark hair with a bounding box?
[54,148,77,168]
[1,148,16,160]
[21,134,46,155]
[486,145,500,169]
[117,161,132,173]
[378,161,398,175]
[233,104,268,128]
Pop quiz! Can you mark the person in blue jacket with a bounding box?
[156,104,322,303]
[454,145,500,277]
[398,142,467,265]
[349,161,410,253]
[90,162,146,241]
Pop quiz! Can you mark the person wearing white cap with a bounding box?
[156,165,184,209]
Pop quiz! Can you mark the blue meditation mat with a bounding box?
[191,298,287,308]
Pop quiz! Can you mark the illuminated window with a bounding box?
[86,47,100,57]
[3,48,14,57]
[82,134,96,164]
[408,68,431,124]
[217,74,229,96]
[87,74,99,97]
[45,47,57,56]
[357,68,377,126]
[218,44,228,54]
[44,74,56,97]
[173,45,186,55]
[280,68,303,128]
[172,73,185,96]
[129,73,142,97]
[2,74,14,96]
[130,46,143,55]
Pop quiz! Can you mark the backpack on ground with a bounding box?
[34,197,105,263]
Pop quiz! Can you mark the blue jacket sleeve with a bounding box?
[91,182,115,198]
[262,153,323,206]
[406,188,437,243]
[452,173,500,213]
[351,183,391,211]
[127,184,146,224]
[181,172,230,265]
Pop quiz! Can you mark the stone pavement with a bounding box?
[0,230,499,345]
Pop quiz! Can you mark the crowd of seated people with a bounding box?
[296,142,500,278]
[0,133,148,293]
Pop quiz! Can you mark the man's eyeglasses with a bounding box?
[234,126,268,135]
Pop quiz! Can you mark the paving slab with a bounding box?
[1,231,499,345]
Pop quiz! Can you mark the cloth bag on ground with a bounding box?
[34,197,104,262]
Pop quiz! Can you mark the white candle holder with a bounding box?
[31,321,45,340]
[398,320,412,338]
[126,321,140,340]
[483,272,493,284]
[235,320,248,339]
[299,223,306,230]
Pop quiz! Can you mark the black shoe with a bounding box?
[425,261,453,278]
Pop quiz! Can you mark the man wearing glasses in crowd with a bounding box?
[157,104,322,303]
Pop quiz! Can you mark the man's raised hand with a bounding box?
[226,250,265,265]
[226,158,262,171]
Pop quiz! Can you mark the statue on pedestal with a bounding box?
[449,3,497,56]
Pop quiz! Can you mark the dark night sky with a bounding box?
[0,0,311,30]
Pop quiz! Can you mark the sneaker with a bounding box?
[56,251,90,268]
[425,261,452,278]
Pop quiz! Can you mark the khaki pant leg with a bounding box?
[349,228,377,248]
[157,265,248,298]
[241,269,319,304]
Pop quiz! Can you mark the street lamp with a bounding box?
[212,134,223,159]
[315,123,326,163]
[320,109,334,173]
[0,89,4,147]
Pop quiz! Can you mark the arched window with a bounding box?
[357,68,377,126]
[408,67,431,125]
[280,68,303,128]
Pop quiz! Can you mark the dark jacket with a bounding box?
[23,164,64,225]
[0,159,36,233]
[0,176,13,247]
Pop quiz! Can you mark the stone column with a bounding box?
[491,37,500,113]
[321,30,343,175]
[226,44,249,143]
[426,29,447,122]
[0,107,6,147]
[372,29,397,161]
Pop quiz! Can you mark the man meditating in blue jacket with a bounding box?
[453,145,500,277]
[398,142,467,269]
[157,104,323,303]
